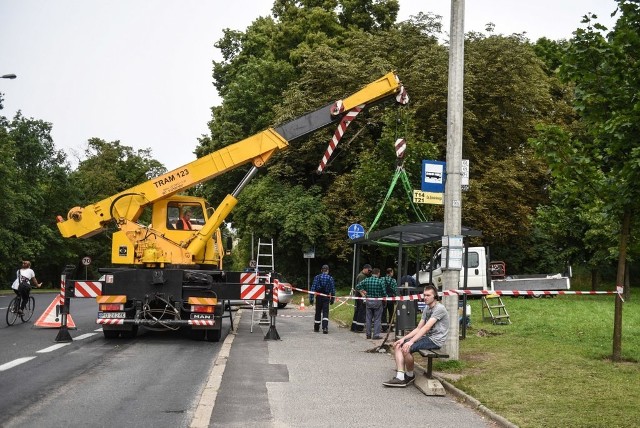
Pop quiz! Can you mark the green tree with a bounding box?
[532,1,640,361]
[231,176,331,284]
[0,110,74,286]
[197,2,572,286]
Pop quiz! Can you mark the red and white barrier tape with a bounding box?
[442,289,620,297]
[292,286,422,302]
[293,286,620,301]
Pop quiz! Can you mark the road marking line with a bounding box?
[74,333,98,340]
[190,312,242,428]
[37,343,70,353]
[0,357,37,371]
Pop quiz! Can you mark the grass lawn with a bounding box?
[329,287,639,428]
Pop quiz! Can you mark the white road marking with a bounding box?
[0,357,37,372]
[2,325,100,373]
[37,343,70,353]
[74,333,98,340]
[190,312,242,428]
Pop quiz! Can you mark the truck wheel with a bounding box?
[189,328,206,341]
[121,325,138,339]
[206,328,221,342]
[103,329,120,339]
[277,303,287,309]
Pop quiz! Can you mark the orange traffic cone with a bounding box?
[299,297,306,310]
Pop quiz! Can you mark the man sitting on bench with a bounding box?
[383,284,449,387]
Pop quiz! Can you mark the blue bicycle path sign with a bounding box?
[348,223,365,240]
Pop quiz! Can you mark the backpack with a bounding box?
[18,271,31,291]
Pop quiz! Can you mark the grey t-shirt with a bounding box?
[420,302,449,348]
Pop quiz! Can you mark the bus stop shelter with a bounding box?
[349,221,483,338]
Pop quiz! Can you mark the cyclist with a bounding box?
[11,260,42,314]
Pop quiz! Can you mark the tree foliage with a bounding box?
[194,1,570,283]
[529,0,639,359]
[3,0,625,300]
[0,111,74,284]
[531,1,640,287]
[0,112,166,286]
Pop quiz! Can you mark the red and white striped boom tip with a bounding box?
[317,84,409,174]
[317,105,363,173]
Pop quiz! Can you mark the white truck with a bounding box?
[418,246,571,293]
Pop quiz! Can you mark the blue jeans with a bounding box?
[365,299,383,337]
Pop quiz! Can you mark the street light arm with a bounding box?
[1,74,17,79]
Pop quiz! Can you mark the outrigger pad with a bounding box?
[55,326,73,343]
[264,325,281,341]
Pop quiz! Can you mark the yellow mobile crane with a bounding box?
[57,72,408,341]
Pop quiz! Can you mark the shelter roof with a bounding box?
[350,222,482,247]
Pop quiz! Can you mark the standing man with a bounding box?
[381,267,398,333]
[309,264,336,334]
[383,285,449,387]
[350,264,371,332]
[356,267,386,340]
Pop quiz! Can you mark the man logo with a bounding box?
[192,314,213,320]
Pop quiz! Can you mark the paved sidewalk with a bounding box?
[213,306,496,427]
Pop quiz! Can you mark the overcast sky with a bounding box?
[0,0,618,171]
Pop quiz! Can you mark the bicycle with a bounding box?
[5,294,36,326]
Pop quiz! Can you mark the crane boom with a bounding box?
[58,72,406,241]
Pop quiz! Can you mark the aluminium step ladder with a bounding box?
[256,238,275,272]
[482,294,511,325]
[251,238,275,331]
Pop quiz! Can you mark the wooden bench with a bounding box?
[416,349,449,379]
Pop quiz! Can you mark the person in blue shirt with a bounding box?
[310,264,336,334]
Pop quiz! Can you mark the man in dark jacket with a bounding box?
[310,265,336,334]
[350,264,371,332]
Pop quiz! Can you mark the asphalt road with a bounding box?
[0,293,229,427]
[1,293,496,427]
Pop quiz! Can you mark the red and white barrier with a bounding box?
[241,284,266,300]
[188,320,216,326]
[96,318,124,325]
[74,281,103,297]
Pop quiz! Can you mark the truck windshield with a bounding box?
[167,203,205,230]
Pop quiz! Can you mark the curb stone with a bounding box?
[431,372,519,428]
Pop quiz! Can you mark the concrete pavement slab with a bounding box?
[208,306,504,427]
